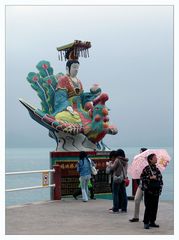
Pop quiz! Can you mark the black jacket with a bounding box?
[140,164,163,195]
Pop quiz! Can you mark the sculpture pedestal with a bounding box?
[50,151,111,196]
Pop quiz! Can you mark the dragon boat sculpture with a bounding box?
[20,40,118,151]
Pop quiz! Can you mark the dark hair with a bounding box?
[140,148,148,152]
[79,151,87,160]
[109,150,116,160]
[116,149,126,158]
[66,60,79,73]
[147,153,156,163]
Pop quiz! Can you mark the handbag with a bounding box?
[106,166,111,174]
[113,161,124,183]
[124,177,130,187]
[88,158,98,175]
[113,175,123,183]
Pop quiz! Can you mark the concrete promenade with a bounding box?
[6,198,174,235]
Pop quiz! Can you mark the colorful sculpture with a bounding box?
[20,40,118,151]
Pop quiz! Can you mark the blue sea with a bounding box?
[5,147,174,206]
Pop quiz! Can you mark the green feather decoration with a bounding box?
[42,75,57,114]
[36,60,53,77]
[27,61,64,114]
[27,72,49,113]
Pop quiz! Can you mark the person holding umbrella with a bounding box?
[140,153,163,229]
[129,147,148,222]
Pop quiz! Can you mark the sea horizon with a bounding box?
[5,146,174,206]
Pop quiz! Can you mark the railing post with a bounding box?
[53,165,61,200]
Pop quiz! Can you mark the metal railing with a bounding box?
[5,169,55,175]
[5,165,61,200]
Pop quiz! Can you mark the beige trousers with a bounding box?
[134,186,143,218]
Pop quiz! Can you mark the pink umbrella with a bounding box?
[128,149,171,179]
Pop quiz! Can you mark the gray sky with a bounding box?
[5,5,173,149]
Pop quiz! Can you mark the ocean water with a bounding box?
[5,147,174,206]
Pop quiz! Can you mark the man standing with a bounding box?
[140,153,163,229]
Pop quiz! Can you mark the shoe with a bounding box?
[90,197,96,200]
[144,224,150,229]
[149,223,160,228]
[129,218,139,222]
[121,210,127,213]
[73,195,78,200]
[83,200,88,202]
[109,209,119,214]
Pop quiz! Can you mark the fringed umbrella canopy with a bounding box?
[57,40,91,61]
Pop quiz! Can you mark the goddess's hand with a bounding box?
[67,106,74,115]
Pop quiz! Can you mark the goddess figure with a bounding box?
[20,40,118,151]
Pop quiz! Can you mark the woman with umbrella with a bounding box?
[129,147,148,222]
[140,153,163,229]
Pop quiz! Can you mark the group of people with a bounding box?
[75,148,163,230]
[106,149,128,213]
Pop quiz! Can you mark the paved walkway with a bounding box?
[6,198,174,235]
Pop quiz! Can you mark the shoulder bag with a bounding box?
[88,158,98,175]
